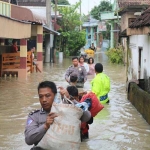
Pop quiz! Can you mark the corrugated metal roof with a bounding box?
[11,5,46,24]
[24,6,62,19]
[20,6,61,25]
[130,7,150,28]
[43,25,60,35]
[25,7,47,24]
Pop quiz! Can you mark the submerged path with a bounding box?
[0,52,150,150]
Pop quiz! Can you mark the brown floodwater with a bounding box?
[0,52,150,150]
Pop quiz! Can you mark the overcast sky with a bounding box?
[68,0,114,15]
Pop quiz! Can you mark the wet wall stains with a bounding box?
[138,79,145,91]
[128,82,150,125]
[138,78,150,94]
[145,77,150,94]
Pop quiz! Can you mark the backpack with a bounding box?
[80,92,104,117]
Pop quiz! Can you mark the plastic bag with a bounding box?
[37,96,83,150]
[75,102,89,111]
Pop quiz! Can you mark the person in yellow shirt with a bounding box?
[91,63,110,104]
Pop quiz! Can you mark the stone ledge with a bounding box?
[128,82,150,125]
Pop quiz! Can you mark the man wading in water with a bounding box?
[25,81,91,149]
[65,57,87,88]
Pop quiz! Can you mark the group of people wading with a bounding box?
[65,56,110,104]
[24,52,110,150]
[64,56,110,140]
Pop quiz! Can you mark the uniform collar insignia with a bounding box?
[40,108,46,114]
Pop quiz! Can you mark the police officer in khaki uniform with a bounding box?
[25,81,58,149]
[25,81,91,150]
[65,56,87,87]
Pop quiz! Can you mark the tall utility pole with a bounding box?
[45,0,52,62]
[54,0,57,30]
[53,0,57,63]
[80,0,82,31]
[46,0,51,28]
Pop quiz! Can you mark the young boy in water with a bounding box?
[69,73,78,87]
[66,86,93,141]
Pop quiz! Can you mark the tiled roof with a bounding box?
[0,0,46,6]
[130,7,150,28]
[18,0,46,6]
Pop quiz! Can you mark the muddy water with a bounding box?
[0,52,150,150]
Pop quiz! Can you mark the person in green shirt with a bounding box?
[91,63,110,104]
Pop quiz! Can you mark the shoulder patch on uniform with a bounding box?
[27,118,33,125]
[29,109,40,115]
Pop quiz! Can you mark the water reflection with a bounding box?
[0,52,150,150]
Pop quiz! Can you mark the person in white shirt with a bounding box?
[31,47,41,73]
[79,56,89,73]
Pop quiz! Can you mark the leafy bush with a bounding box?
[67,30,86,56]
[57,30,86,56]
[64,49,70,57]
[106,45,124,64]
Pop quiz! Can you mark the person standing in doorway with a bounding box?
[11,39,18,53]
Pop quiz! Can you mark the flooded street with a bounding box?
[0,52,150,150]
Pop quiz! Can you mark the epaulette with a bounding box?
[29,109,40,115]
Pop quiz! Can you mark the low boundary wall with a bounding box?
[128,82,150,125]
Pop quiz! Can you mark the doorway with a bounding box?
[138,47,143,79]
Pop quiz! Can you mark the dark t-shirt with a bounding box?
[89,46,96,51]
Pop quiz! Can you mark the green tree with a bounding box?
[67,30,86,56]
[90,6,99,20]
[58,2,81,31]
[52,0,70,5]
[56,2,86,56]
[90,0,112,40]
[90,0,112,20]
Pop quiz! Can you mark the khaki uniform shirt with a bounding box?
[25,108,48,146]
[25,107,91,147]
[65,65,87,83]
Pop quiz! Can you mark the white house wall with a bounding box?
[129,35,150,80]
